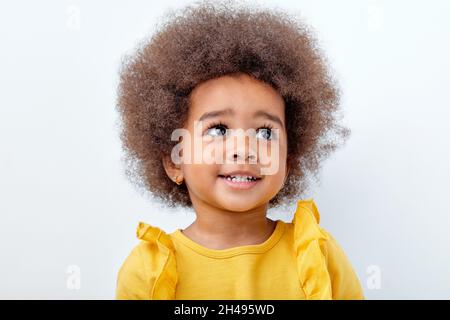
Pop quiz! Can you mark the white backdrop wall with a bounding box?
[1,0,449,299]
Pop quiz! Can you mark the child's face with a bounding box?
[165,73,288,212]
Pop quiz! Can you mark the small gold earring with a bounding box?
[174,175,183,185]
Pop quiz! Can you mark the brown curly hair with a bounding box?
[115,0,350,209]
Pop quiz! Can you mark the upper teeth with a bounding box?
[225,175,257,182]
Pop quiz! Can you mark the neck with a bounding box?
[182,198,276,250]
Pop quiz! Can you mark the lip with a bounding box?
[218,175,261,190]
[217,170,263,190]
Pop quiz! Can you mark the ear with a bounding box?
[162,154,183,184]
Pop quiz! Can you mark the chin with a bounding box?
[216,196,264,212]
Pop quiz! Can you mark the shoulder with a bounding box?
[320,228,365,300]
[291,199,365,300]
[115,222,177,300]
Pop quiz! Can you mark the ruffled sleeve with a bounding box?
[115,222,178,300]
[293,199,364,300]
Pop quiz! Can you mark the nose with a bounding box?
[232,149,257,161]
[225,131,258,163]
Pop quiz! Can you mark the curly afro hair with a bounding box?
[115,0,350,209]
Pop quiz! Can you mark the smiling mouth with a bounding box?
[217,175,262,190]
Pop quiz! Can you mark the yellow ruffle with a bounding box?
[136,222,178,299]
[292,199,333,299]
[134,198,332,300]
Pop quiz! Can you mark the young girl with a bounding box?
[115,0,364,300]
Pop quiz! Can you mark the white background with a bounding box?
[1,0,449,299]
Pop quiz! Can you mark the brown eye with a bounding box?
[206,124,227,137]
[256,128,272,140]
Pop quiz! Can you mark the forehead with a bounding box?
[188,73,285,119]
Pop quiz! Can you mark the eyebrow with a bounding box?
[198,108,284,127]
[198,108,233,122]
[254,110,284,128]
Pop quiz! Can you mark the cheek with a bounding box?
[180,135,221,186]
[257,138,287,177]
[182,163,218,188]
[265,161,287,187]
[179,129,220,164]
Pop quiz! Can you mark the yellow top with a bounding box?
[115,199,365,300]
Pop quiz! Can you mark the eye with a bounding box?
[256,127,273,140]
[205,123,228,137]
